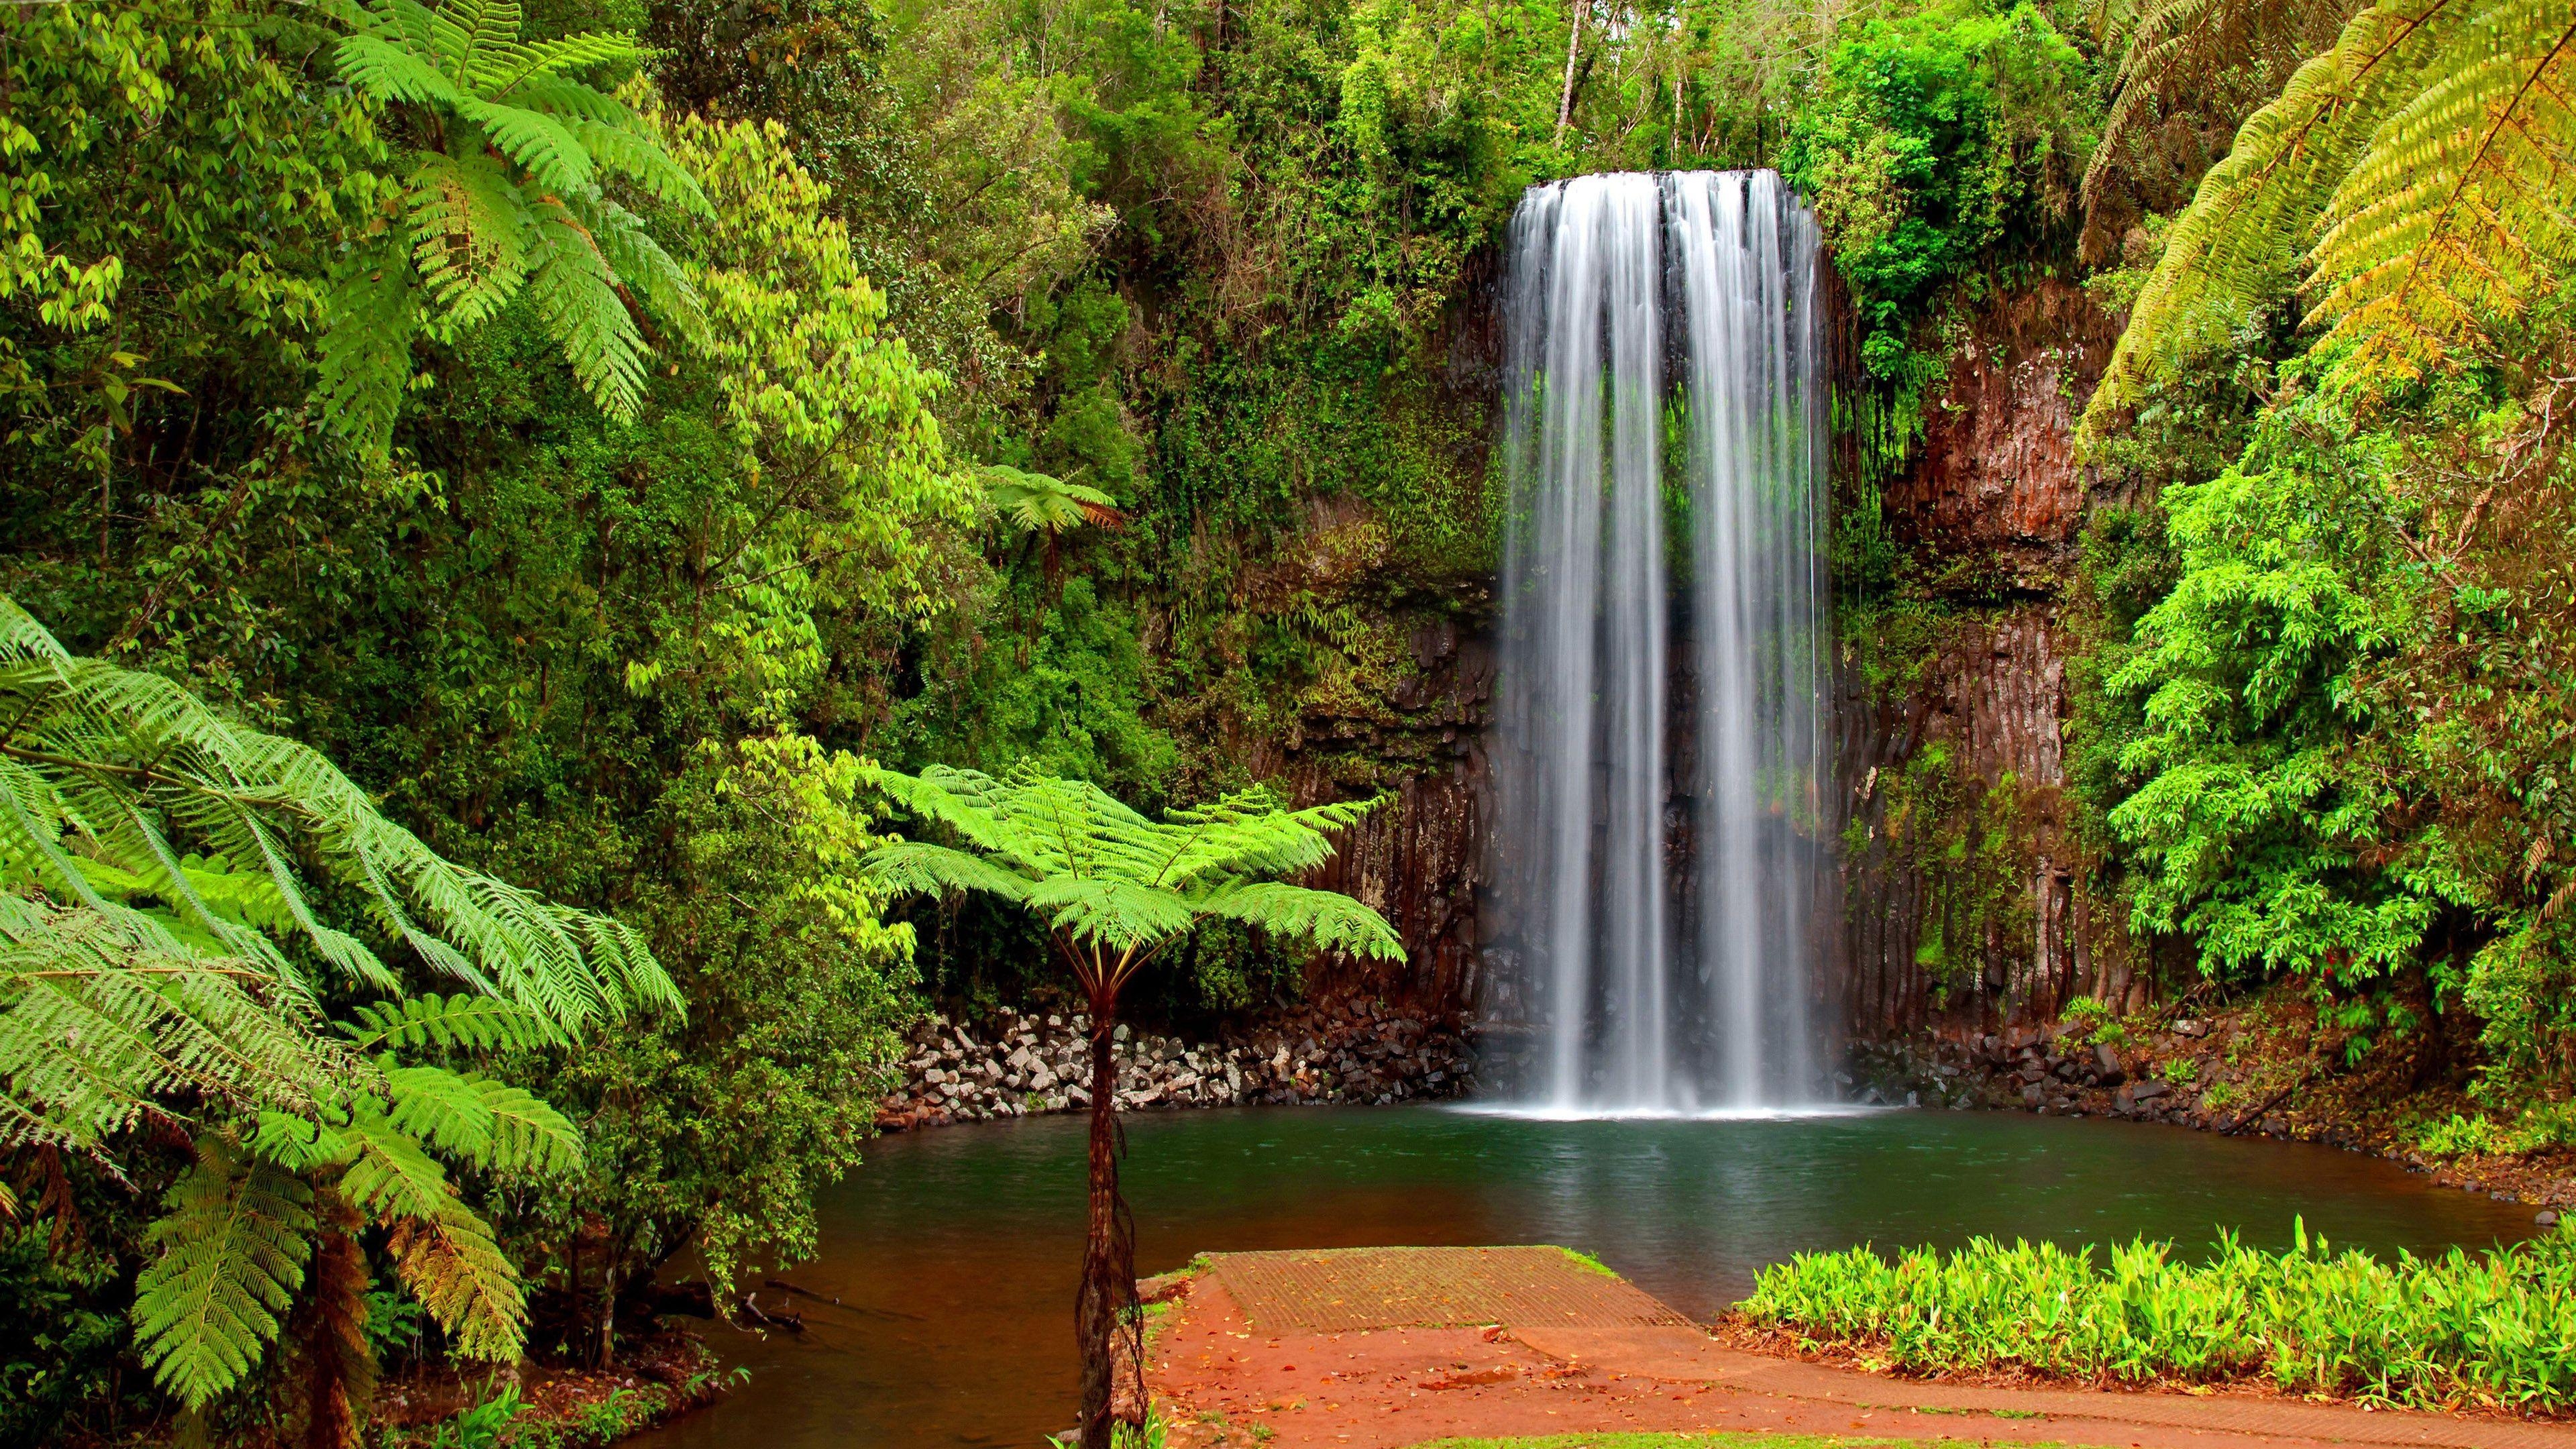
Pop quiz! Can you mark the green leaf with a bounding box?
[133,1138,316,1409]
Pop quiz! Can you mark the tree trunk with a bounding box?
[1077,983,1140,1448]
[1554,0,1586,143]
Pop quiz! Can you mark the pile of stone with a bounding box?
[1846,1020,2215,1120]
[876,999,1474,1130]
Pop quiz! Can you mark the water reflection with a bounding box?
[628,1104,2534,1449]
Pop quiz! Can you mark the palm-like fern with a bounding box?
[859,763,1397,1449]
[861,765,1401,992]
[2079,0,2361,262]
[2088,0,2576,424]
[1,594,670,1425]
[319,0,712,449]
[981,465,1124,536]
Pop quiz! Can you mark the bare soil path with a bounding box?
[1148,1248,2572,1449]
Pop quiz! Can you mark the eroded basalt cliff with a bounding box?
[1833,278,2145,1042]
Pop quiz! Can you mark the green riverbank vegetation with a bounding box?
[1739,1222,2576,1411]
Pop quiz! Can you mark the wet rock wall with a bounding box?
[1831,278,2152,1040]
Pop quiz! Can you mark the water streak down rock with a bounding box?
[1483,172,1831,1112]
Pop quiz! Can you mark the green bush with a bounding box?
[1739,1222,2576,1409]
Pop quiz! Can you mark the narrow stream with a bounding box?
[628,1106,2536,1449]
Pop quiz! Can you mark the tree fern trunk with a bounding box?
[1077,979,1141,1449]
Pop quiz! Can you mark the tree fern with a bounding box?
[317,0,713,449]
[2080,0,2361,262]
[858,763,1397,1449]
[1,596,676,1022]
[3,596,661,1418]
[2090,0,2576,426]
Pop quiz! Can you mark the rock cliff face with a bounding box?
[1189,279,2141,1057]
[1832,278,2148,1041]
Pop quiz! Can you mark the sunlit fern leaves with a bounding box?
[0,898,349,1158]
[2080,0,2362,262]
[383,1063,582,1176]
[343,992,559,1053]
[2306,0,2576,378]
[2,594,661,1410]
[2088,0,2576,428]
[317,0,712,452]
[859,765,1404,995]
[0,596,676,1023]
[981,465,1124,535]
[133,1139,317,1410]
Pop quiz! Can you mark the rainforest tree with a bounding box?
[0,596,675,1439]
[857,765,1401,1449]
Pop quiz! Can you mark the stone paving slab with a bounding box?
[1205,1246,1692,1334]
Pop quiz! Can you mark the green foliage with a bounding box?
[0,598,673,1417]
[323,0,713,443]
[2091,0,2576,425]
[2081,343,2576,1095]
[1785,2,2094,386]
[2415,1102,2576,1158]
[1845,741,2043,997]
[2059,995,2129,1047]
[1741,1222,2576,1409]
[862,763,1403,972]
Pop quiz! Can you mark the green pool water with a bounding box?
[625,1105,2536,1449]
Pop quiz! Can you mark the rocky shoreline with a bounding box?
[1847,1010,2575,1221]
[874,999,1474,1129]
[875,997,2574,1225]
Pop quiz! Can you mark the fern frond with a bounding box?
[2306,1,2576,378]
[853,841,1035,901]
[1024,875,1199,948]
[981,466,1122,534]
[455,97,592,195]
[434,0,527,86]
[2087,0,2573,425]
[862,765,1399,961]
[569,118,714,217]
[341,1104,529,1358]
[2082,0,2361,258]
[252,1110,358,1172]
[476,32,643,95]
[133,1138,316,1409]
[407,151,531,331]
[333,30,468,108]
[1189,882,1407,961]
[378,1064,578,1175]
[315,245,422,460]
[345,992,559,1052]
[564,191,708,345]
[0,899,351,1153]
[523,197,652,419]
[504,73,635,125]
[0,596,678,1027]
[380,1064,496,1166]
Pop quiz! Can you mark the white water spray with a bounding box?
[1487,170,1830,1116]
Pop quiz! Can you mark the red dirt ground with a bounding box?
[1148,1270,2576,1449]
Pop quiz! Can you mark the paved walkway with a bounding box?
[1150,1247,2575,1449]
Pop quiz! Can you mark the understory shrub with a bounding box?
[1739,1222,2576,1409]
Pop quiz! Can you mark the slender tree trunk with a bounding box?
[1077,979,1138,1449]
[1555,0,1586,144]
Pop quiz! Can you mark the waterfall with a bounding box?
[1486,170,1830,1116]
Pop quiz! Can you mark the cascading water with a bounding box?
[1485,170,1830,1116]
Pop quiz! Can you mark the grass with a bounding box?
[1738,1219,2576,1411]
[1557,1246,1619,1277]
